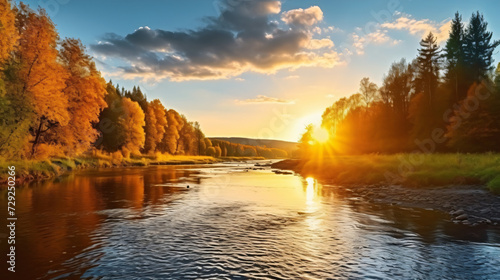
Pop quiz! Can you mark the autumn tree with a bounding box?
[49,38,107,155]
[381,58,414,117]
[214,145,222,157]
[177,118,198,155]
[120,97,145,156]
[446,79,500,152]
[359,77,378,106]
[0,0,17,65]
[0,0,23,157]
[12,4,69,158]
[144,99,167,153]
[193,121,205,155]
[321,93,363,142]
[162,109,184,154]
[206,146,216,157]
[299,124,314,158]
[204,138,212,149]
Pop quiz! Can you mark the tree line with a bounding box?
[308,12,500,155]
[0,2,204,159]
[0,2,288,160]
[209,139,288,158]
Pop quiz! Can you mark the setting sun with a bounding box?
[312,127,330,143]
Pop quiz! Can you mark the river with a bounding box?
[1,161,500,279]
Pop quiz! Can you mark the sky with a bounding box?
[17,0,500,141]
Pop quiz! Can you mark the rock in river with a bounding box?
[455,214,469,221]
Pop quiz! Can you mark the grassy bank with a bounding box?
[272,153,500,194]
[0,154,221,184]
[1,153,274,184]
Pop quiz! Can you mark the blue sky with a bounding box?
[17,0,500,141]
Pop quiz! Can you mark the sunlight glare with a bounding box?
[312,127,329,143]
[294,113,323,141]
[305,177,315,203]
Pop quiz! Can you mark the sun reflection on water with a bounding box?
[305,177,315,204]
[304,177,323,232]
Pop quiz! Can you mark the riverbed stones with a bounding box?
[455,214,469,221]
[450,209,465,216]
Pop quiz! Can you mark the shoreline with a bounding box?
[1,156,269,185]
[272,158,500,227]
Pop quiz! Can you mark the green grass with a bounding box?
[278,153,500,193]
[487,175,500,194]
[0,154,223,184]
[0,153,274,184]
[0,158,77,183]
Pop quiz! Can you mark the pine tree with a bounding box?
[463,11,500,83]
[415,32,441,105]
[443,12,467,102]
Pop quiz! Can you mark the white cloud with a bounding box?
[349,14,447,56]
[284,75,300,80]
[235,95,295,104]
[381,15,452,43]
[282,6,323,27]
[307,38,334,49]
[351,30,400,55]
[324,26,341,33]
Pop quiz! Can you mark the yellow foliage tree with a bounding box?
[0,0,18,65]
[14,4,68,157]
[120,97,145,156]
[50,38,108,155]
[163,109,184,154]
[145,99,167,153]
[0,0,22,157]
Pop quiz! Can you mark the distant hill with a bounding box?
[209,137,298,154]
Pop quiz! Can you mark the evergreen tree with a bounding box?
[415,32,441,105]
[443,12,467,102]
[96,82,126,152]
[463,12,500,83]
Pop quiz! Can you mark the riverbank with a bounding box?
[272,154,500,226]
[1,154,267,185]
[273,154,500,193]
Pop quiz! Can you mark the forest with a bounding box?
[0,2,288,162]
[301,12,500,156]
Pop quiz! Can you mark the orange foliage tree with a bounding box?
[144,99,168,153]
[48,38,108,155]
[0,0,17,65]
[13,4,69,158]
[0,0,22,157]
[119,97,145,156]
[162,109,184,154]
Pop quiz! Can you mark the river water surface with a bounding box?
[1,161,500,279]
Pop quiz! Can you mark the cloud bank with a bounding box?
[381,14,452,43]
[91,0,340,81]
[349,13,451,55]
[235,95,295,104]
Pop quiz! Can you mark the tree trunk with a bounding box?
[30,117,45,158]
